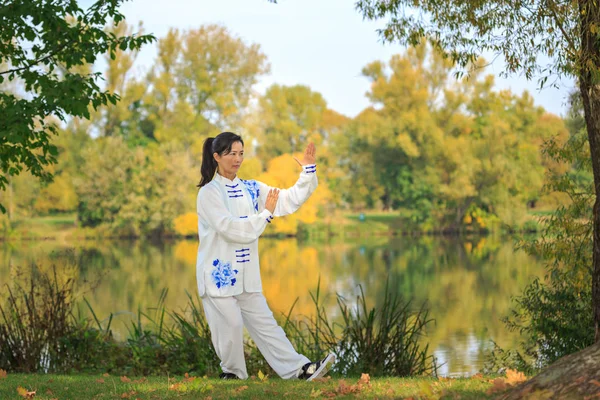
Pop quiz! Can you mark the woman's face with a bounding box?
[214,141,244,177]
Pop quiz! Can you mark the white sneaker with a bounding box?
[298,353,336,381]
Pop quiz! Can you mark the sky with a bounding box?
[103,0,574,118]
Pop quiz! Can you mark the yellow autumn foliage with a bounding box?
[257,154,331,235]
[174,212,198,237]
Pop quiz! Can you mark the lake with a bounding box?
[0,235,543,376]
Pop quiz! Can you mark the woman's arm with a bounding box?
[197,185,274,244]
[256,143,318,217]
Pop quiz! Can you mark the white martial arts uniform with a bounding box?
[196,163,318,379]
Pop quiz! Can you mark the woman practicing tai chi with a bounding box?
[195,131,335,381]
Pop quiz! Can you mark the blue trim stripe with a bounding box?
[228,195,243,198]
[225,184,239,188]
[239,216,248,219]
[236,253,250,257]
[228,189,242,193]
[236,248,250,252]
[237,260,250,263]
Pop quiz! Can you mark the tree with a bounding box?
[256,84,327,160]
[144,25,269,149]
[335,44,563,229]
[0,0,154,212]
[75,137,196,237]
[92,21,149,144]
[356,0,600,341]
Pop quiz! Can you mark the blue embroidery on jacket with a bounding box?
[241,179,260,212]
[211,259,238,289]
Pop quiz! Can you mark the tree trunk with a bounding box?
[495,341,600,399]
[579,0,600,343]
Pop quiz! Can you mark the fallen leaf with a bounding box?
[120,376,131,383]
[120,390,137,399]
[359,373,371,386]
[133,378,147,384]
[312,376,331,383]
[334,379,361,395]
[591,380,600,387]
[0,369,7,379]
[257,370,268,382]
[169,383,183,391]
[506,369,527,385]
[96,379,105,384]
[103,373,109,377]
[16,386,36,399]
[45,389,53,395]
[235,385,249,393]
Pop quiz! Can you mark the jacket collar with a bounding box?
[213,172,240,186]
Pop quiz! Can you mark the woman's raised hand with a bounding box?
[293,143,316,166]
[265,188,280,214]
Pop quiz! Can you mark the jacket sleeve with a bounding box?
[257,164,318,217]
[197,185,273,244]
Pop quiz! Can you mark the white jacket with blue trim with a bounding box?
[196,164,318,297]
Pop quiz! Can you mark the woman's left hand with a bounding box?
[294,143,316,166]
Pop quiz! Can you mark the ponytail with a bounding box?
[198,138,217,188]
[197,132,244,188]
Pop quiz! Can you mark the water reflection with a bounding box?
[0,236,543,376]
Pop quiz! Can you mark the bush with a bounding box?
[0,267,436,378]
[485,102,595,373]
[283,279,437,377]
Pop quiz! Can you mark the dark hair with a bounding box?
[197,131,244,188]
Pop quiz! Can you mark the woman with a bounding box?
[196,131,335,381]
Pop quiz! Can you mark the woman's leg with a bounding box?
[236,292,310,379]
[201,295,248,379]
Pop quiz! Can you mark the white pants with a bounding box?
[201,291,310,379]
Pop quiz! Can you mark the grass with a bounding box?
[0,374,497,399]
[3,214,77,240]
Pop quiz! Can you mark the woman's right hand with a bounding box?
[265,188,280,214]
